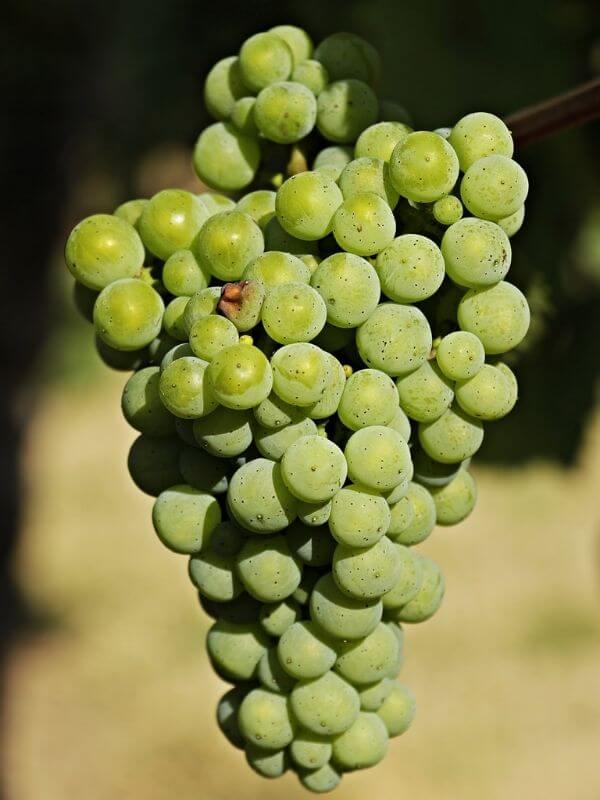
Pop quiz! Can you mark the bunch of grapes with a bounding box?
[65,25,530,793]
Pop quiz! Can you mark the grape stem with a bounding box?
[505,77,600,147]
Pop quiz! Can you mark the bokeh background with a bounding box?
[2,0,600,798]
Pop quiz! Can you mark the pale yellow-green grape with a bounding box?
[162,296,190,341]
[411,448,462,488]
[307,353,346,419]
[314,32,381,85]
[297,499,333,527]
[317,79,379,143]
[236,534,302,602]
[457,281,530,354]
[254,416,318,461]
[159,356,217,419]
[394,554,444,624]
[358,678,394,712]
[261,282,327,344]
[290,671,360,736]
[449,112,513,171]
[179,446,229,494]
[138,189,208,261]
[206,620,269,681]
[338,157,399,208]
[396,360,454,423]
[357,302,432,376]
[328,484,390,548]
[419,405,484,464]
[430,469,477,525]
[217,686,249,749]
[162,250,210,297]
[229,97,258,136]
[498,205,525,237]
[238,687,295,749]
[263,217,320,256]
[310,573,382,640]
[385,495,414,540]
[495,361,518,414]
[375,233,445,303]
[338,369,398,430]
[244,250,311,287]
[254,81,317,143]
[239,32,294,92]
[312,324,353,353]
[333,536,401,600]
[278,620,337,679]
[152,484,221,554]
[259,598,302,637]
[299,763,342,793]
[188,528,244,602]
[193,210,264,282]
[390,131,459,203]
[236,190,276,229]
[113,198,148,227]
[207,343,272,409]
[389,482,436,546]
[335,623,400,684]
[379,99,413,125]
[245,742,288,778]
[281,435,347,503]
[289,731,332,770]
[270,24,313,64]
[313,145,353,180]
[310,252,380,329]
[189,315,239,362]
[436,330,485,381]
[161,343,194,373]
[182,287,221,335]
[292,59,329,95]
[331,712,389,770]
[275,171,343,241]
[387,406,412,442]
[204,56,247,119]
[271,343,329,406]
[441,217,511,289]
[193,122,260,191]
[286,520,336,567]
[227,458,298,533]
[376,682,416,737]
[65,214,145,290]
[121,366,175,437]
[333,192,396,256]
[344,426,412,492]
[461,155,529,220]
[193,406,253,457]
[127,435,182,496]
[94,278,164,351]
[253,392,307,429]
[455,363,514,420]
[198,192,237,216]
[432,195,463,226]
[355,121,412,162]
[381,544,423,608]
[382,471,412,505]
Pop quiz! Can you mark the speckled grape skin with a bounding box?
[94,278,164,351]
[207,343,273,410]
[291,671,360,736]
[236,190,276,229]
[192,406,252,457]
[275,171,343,241]
[345,426,412,493]
[259,598,301,637]
[313,145,353,178]
[433,195,463,226]
[152,484,221,554]
[396,360,454,423]
[314,33,381,85]
[385,495,414,540]
[278,621,337,680]
[376,682,416,737]
[375,234,445,304]
[310,573,382,640]
[121,366,175,437]
[245,742,289,778]
[448,112,513,171]
[355,122,412,162]
[419,405,484,464]
[292,58,329,94]
[389,482,436,546]
[455,363,514,420]
[182,287,221,335]
[395,554,445,624]
[436,331,485,381]
[204,56,247,119]
[158,356,217,419]
[271,343,329,407]
[317,79,378,143]
[299,762,342,793]
[207,620,270,681]
[254,416,317,461]
[127,435,182,496]
[257,647,297,694]
[189,545,243,602]
[338,157,399,208]
[387,406,412,442]
[244,251,311,287]
[338,369,398,430]
[281,435,347,503]
[390,131,459,203]
[227,458,298,533]
[65,214,145,290]
[254,81,317,143]
[290,731,332,770]
[333,193,396,257]
[358,678,394,712]
[332,712,389,770]
[238,687,295,749]
[498,205,525,237]
[189,315,238,362]
[193,122,260,192]
[356,303,432,377]
[460,155,529,220]
[333,535,401,600]
[162,296,190,341]
[441,218,511,289]
[193,210,264,283]
[382,544,424,608]
[138,189,209,261]
[328,485,391,548]
[308,353,346,419]
[261,282,327,344]
[430,469,477,525]
[457,280,530,355]
[286,520,336,567]
[162,249,210,297]
[310,252,381,328]
[236,534,302,602]
[335,622,400,685]
[253,392,306,429]
[263,217,320,256]
[239,32,293,92]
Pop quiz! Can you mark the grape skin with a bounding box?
[228,458,298,533]
[239,32,294,92]
[275,171,343,241]
[317,79,379,143]
[121,366,175,437]
[333,192,396,257]
[193,122,260,192]
[310,573,382,640]
[332,535,401,600]
[356,303,432,377]
[238,686,295,749]
[375,234,445,303]
[254,81,317,144]
[430,469,477,525]
[338,157,399,208]
[390,131,459,203]
[419,404,484,464]
[281,435,347,503]
[204,56,247,120]
[193,210,264,283]
[338,369,399,430]
[236,534,303,602]
[461,154,529,220]
[331,712,389,770]
[290,671,360,736]
[310,252,381,329]
[436,331,485,381]
[152,484,222,554]
[328,484,391,548]
[94,278,164,351]
[139,189,209,260]
[448,112,513,171]
[396,360,454,423]
[441,217,511,289]
[261,282,327,344]
[355,122,412,162]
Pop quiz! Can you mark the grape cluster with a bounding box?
[65,25,530,794]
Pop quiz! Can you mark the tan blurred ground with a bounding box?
[3,369,600,800]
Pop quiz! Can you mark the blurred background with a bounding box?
[2,0,599,798]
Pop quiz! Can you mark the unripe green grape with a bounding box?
[217,686,250,749]
[286,520,336,567]
[270,24,313,64]
[189,547,243,603]
[204,56,246,119]
[160,343,194,372]
[396,360,454,423]
[376,682,415,737]
[355,121,412,162]
[395,554,444,624]
[162,296,190,341]
[271,343,329,407]
[386,406,411,442]
[357,302,432,376]
[193,122,260,192]
[258,647,296,694]
[192,406,252,458]
[310,573,382,640]
[281,435,347,503]
[254,416,318,461]
[261,282,327,344]
[236,190,276,229]
[382,473,412,506]
[333,535,401,600]
[297,499,332,527]
[458,281,530,354]
[312,323,353,353]
[254,81,317,144]
[198,192,237,216]
[239,32,293,92]
[432,195,463,226]
[207,620,269,682]
[290,731,332,770]
[390,482,436,545]
[291,670,360,736]
[328,484,390,548]
[207,343,272,410]
[228,458,298,533]
[386,494,414,539]
[138,189,208,261]
[436,331,485,381]
[331,711,389,770]
[375,234,445,303]
[441,217,511,289]
[344,426,412,492]
[292,59,328,95]
[113,198,147,227]
[127,435,182,496]
[333,192,396,256]
[253,392,306,429]
[179,446,229,493]
[94,278,164,351]
[298,763,341,793]
[358,678,394,712]
[162,250,209,297]
[244,250,310,287]
[121,366,175,436]
[449,112,513,172]
[65,214,144,290]
[381,544,423,608]
[338,369,398,430]
[152,484,221,554]
[307,353,346,419]
[497,205,525,237]
[264,217,320,255]
[430,468,477,525]
[189,315,239,362]
[239,687,295,750]
[455,363,513,420]
[259,598,302,637]
[159,356,217,419]
[310,252,380,329]
[495,361,518,414]
[339,157,399,208]
[317,79,378,143]
[193,210,263,282]
[379,99,413,125]
[411,448,462,488]
[229,97,258,136]
[278,620,337,680]
[275,171,343,241]
[335,622,400,685]
[313,145,353,179]
[390,131,459,203]
[245,743,288,778]
[419,405,484,464]
[314,32,380,85]
[461,155,529,220]
[182,287,221,335]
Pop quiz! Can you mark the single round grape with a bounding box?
[376,682,416,737]
[207,343,272,410]
[127,435,181,496]
[335,622,400,685]
[270,24,313,63]
[312,323,353,352]
[449,112,514,171]
[193,210,263,283]
[331,711,389,770]
[193,406,253,457]
[297,499,332,527]
[432,195,463,226]
[258,647,297,694]
[275,171,343,241]
[458,281,530,354]
[411,448,462,488]
[189,544,243,603]
[239,32,293,92]
[238,687,295,749]
[179,446,229,493]
[375,234,445,303]
[333,192,396,256]
[217,686,250,749]
[271,343,329,407]
[310,573,382,640]
[355,122,412,162]
[158,356,217,419]
[278,621,337,680]
[461,155,529,220]
[394,555,444,624]
[381,544,423,608]
[317,79,378,143]
[162,296,190,341]
[263,217,320,255]
[390,131,459,203]
[455,363,514,420]
[94,278,164,351]
[244,250,310,288]
[498,205,525,237]
[290,731,332,771]
[281,435,347,503]
[396,361,454,423]
[113,198,147,227]
[291,671,359,736]
[204,56,246,119]
[160,341,193,372]
[311,252,381,329]
[307,353,346,419]
[162,249,210,297]
[229,97,258,136]
[236,190,276,229]
[441,217,511,289]
[261,282,327,344]
[260,598,302,637]
[390,482,436,545]
[299,763,342,793]
[254,81,317,143]
[313,145,353,179]
[345,426,412,492]
[286,520,336,567]
[65,214,144,290]
[338,369,399,430]
[207,620,269,682]
[245,742,288,778]
[152,484,221,554]
[333,536,401,600]
[253,392,306,429]
[182,287,221,335]
[436,331,485,381]
[314,32,380,85]
[198,192,237,216]
[228,458,298,533]
[139,190,208,262]
[430,469,477,525]
[328,484,391,548]
[254,416,317,461]
[357,303,432,376]
[419,405,484,464]
[292,58,328,94]
[358,678,394,712]
[193,122,260,192]
[339,157,399,208]
[189,315,239,362]
[121,366,175,436]
[387,406,411,441]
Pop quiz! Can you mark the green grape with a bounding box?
[449,112,513,171]
[396,361,454,423]
[271,343,329,407]
[331,712,389,770]
[389,131,459,203]
[389,482,435,545]
[379,99,413,125]
[293,567,322,606]
[455,363,514,420]
[297,499,332,527]
[258,647,296,694]
[281,435,347,503]
[238,687,295,749]
[335,622,400,685]
[162,249,210,297]
[236,190,276,229]
[253,392,306,429]
[333,536,401,600]
[162,296,190,341]
[113,198,147,227]
[333,192,396,256]
[290,731,332,770]
[254,416,317,461]
[189,546,243,602]
[394,554,444,624]
[313,145,353,180]
[376,682,415,737]
[286,520,336,567]
[245,743,288,778]
[495,361,518,414]
[381,471,411,505]
[179,446,229,493]
[411,448,462,488]
[121,366,175,436]
[65,214,144,290]
[239,32,293,92]
[198,192,237,216]
[310,252,380,329]
[461,155,529,220]
[317,79,378,143]
[344,426,412,492]
[430,469,477,525]
[432,195,463,226]
[259,598,302,637]
[244,250,311,287]
[193,210,263,282]
[381,544,423,608]
[138,189,208,261]
[204,56,246,119]
[299,763,342,793]
[338,369,398,430]
[328,484,391,548]
[278,621,337,680]
[193,122,260,192]
[159,356,217,419]
[94,278,164,351]
[254,81,317,143]
[358,678,394,712]
[497,205,525,237]
[227,458,298,533]
[457,281,530,354]
[230,97,258,136]
[355,121,411,162]
[386,494,414,538]
[290,671,360,735]
[310,573,382,640]
[387,406,411,442]
[441,217,511,289]
[419,404,484,464]
[152,484,221,554]
[338,157,399,208]
[307,353,346,419]
[189,315,239,362]
[207,620,269,682]
[356,303,432,376]
[275,171,343,241]
[312,324,353,353]
[72,282,97,322]
[270,24,313,64]
[261,282,327,344]
[160,343,194,372]
[375,234,445,303]
[127,435,182,496]
[182,287,221,335]
[207,343,272,410]
[264,217,320,255]
[314,32,380,85]
[292,59,329,95]
[436,331,485,381]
